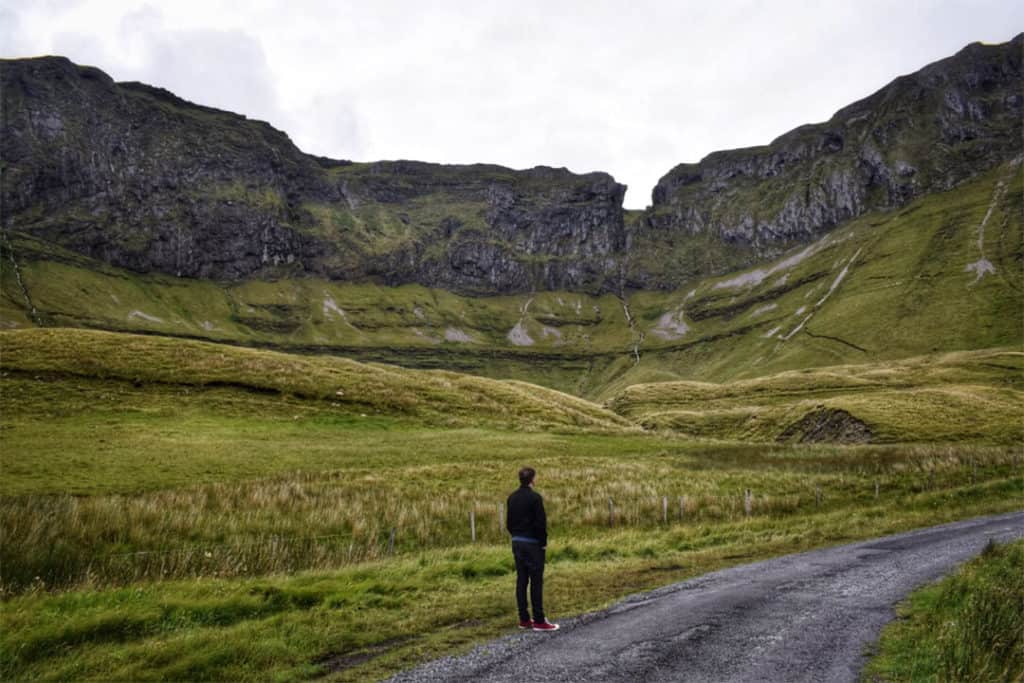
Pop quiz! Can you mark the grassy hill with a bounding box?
[1,280,1020,682]
[607,348,1024,443]
[0,328,631,433]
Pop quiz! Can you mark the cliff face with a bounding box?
[2,35,1021,295]
[329,161,626,294]
[1,57,625,294]
[630,35,1023,288]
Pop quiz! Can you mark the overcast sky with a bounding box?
[2,1,1021,207]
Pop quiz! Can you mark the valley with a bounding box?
[0,32,1021,683]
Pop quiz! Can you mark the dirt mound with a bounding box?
[778,407,873,443]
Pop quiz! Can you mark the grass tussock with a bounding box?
[863,539,1024,682]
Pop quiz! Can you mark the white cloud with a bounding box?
[46,5,291,134]
[3,0,1022,207]
[0,6,30,56]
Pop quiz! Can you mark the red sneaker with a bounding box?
[518,620,533,629]
[532,619,559,631]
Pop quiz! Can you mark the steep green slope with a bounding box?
[604,158,1023,394]
[2,160,1020,400]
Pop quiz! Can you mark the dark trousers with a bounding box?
[512,541,545,623]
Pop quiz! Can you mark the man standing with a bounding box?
[506,467,559,631]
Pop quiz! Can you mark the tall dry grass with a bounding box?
[3,445,1018,594]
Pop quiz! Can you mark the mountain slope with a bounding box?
[3,158,1019,399]
[629,34,1022,288]
[606,157,1023,392]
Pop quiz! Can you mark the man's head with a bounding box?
[518,467,536,487]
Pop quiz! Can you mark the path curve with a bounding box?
[389,511,1024,682]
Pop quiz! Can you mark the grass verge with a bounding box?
[862,539,1024,682]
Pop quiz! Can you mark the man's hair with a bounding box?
[518,467,536,486]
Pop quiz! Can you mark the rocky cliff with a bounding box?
[629,34,1023,288]
[1,57,625,294]
[2,35,1021,295]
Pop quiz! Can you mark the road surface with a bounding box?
[388,511,1024,682]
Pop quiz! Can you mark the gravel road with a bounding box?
[388,511,1024,682]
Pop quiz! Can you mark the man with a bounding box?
[506,466,559,631]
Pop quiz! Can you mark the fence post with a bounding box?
[815,486,822,508]
[874,481,879,500]
[470,510,476,543]
[608,497,615,527]
[498,503,504,532]
[662,496,668,524]
[387,527,396,556]
[744,489,752,517]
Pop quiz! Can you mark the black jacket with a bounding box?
[506,485,547,547]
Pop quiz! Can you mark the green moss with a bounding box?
[209,181,286,212]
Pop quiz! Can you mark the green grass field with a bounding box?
[1,329,1021,680]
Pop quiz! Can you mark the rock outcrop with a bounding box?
[1,57,625,294]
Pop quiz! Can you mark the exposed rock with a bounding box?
[507,322,534,346]
[651,310,690,340]
[965,259,996,283]
[778,407,873,443]
[444,327,474,343]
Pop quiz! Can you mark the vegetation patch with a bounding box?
[0,328,632,433]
